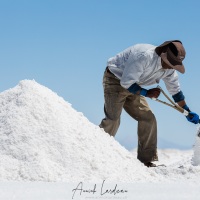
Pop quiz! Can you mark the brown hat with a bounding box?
[155,40,186,74]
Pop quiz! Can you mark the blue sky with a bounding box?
[0,0,200,150]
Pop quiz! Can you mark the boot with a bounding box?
[144,162,156,167]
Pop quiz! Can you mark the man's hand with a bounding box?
[186,112,199,124]
[146,88,161,99]
[182,105,199,124]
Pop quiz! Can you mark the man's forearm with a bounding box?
[177,100,186,108]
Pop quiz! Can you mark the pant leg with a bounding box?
[123,94,158,163]
[99,69,127,137]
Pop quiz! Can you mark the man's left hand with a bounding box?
[186,112,199,124]
[182,105,199,124]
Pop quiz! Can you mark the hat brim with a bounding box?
[160,52,185,74]
[155,40,182,56]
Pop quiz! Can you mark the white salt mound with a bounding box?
[1,80,200,183]
[192,127,200,166]
[0,80,153,182]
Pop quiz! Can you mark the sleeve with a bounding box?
[162,70,181,95]
[172,91,185,102]
[120,53,148,89]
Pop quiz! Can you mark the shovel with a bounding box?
[151,86,200,136]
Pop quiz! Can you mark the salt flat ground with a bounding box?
[0,181,199,200]
[0,149,200,200]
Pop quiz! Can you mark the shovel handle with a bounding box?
[152,87,200,124]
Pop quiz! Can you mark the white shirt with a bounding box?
[107,43,181,95]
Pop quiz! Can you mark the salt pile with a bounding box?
[1,80,200,183]
[0,80,153,182]
[192,127,200,166]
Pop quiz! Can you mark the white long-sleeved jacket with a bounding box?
[107,44,181,95]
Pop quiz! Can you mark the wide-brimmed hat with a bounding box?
[155,40,186,74]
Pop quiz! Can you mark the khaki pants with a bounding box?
[99,68,158,163]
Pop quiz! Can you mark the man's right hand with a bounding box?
[146,88,161,99]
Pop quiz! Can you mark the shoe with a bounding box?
[144,162,156,167]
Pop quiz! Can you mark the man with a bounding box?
[99,40,199,167]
